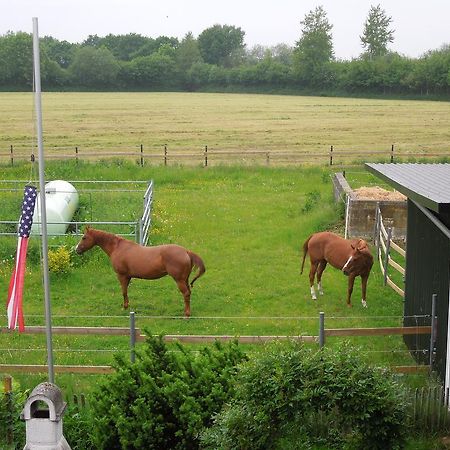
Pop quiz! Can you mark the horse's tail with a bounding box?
[187,251,206,287]
[300,235,312,275]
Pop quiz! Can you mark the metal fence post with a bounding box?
[164,144,167,166]
[140,144,144,167]
[430,293,437,368]
[75,146,78,164]
[391,144,394,163]
[383,227,392,285]
[130,311,136,363]
[204,145,208,167]
[319,312,325,348]
[10,145,13,166]
[329,145,333,166]
[344,195,351,239]
[373,203,380,246]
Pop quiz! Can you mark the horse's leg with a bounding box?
[316,260,328,295]
[176,279,191,318]
[117,274,131,309]
[346,273,357,307]
[361,274,369,308]
[309,261,319,300]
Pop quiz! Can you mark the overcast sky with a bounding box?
[2,0,449,60]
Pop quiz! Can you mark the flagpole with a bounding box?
[32,17,55,384]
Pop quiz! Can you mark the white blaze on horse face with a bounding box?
[310,285,317,300]
[342,255,353,272]
[317,281,324,295]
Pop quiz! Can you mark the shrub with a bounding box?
[90,333,247,450]
[48,245,72,273]
[301,189,321,213]
[201,342,408,450]
[0,388,27,450]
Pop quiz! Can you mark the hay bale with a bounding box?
[353,186,406,201]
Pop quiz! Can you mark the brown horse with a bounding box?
[301,231,373,307]
[75,227,205,317]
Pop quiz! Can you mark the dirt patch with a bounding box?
[353,186,407,201]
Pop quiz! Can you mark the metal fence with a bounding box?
[0,179,153,245]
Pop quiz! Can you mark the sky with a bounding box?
[1,0,449,60]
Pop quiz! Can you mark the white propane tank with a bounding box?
[31,180,79,235]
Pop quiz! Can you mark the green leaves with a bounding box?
[201,342,408,449]
[90,334,247,449]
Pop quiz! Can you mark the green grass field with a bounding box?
[1,92,449,161]
[0,161,416,395]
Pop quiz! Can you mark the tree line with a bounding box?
[1,5,449,96]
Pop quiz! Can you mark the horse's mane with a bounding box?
[88,228,124,244]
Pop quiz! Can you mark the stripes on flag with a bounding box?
[6,185,37,332]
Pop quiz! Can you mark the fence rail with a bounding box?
[2,144,449,167]
[0,312,432,374]
[374,204,406,297]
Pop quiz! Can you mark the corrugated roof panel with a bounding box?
[365,163,450,213]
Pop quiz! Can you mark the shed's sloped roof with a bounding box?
[365,163,450,213]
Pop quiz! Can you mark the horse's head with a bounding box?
[75,226,96,254]
[342,239,373,276]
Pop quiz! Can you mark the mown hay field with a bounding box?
[1,92,449,160]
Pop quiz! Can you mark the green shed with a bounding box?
[366,163,450,385]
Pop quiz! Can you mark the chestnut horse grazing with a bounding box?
[301,231,373,307]
[75,227,205,317]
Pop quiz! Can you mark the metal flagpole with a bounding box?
[32,17,55,384]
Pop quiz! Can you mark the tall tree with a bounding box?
[293,6,334,86]
[360,4,394,59]
[175,32,203,73]
[69,46,120,87]
[197,24,245,67]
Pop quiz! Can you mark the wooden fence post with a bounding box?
[329,145,333,166]
[391,144,394,163]
[140,144,144,167]
[383,227,392,286]
[75,146,78,164]
[10,145,13,166]
[204,145,208,167]
[164,144,167,166]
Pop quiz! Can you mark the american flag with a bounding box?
[7,185,37,332]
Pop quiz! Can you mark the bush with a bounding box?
[48,245,72,273]
[201,343,408,450]
[0,388,27,449]
[90,333,247,449]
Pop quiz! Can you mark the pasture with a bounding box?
[1,92,450,160]
[0,160,413,393]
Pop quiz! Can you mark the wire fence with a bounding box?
[2,143,449,167]
[0,311,433,375]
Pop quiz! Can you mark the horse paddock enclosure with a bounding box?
[0,162,432,391]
